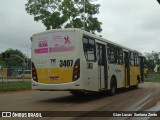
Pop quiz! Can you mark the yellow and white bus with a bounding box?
[31,28,144,95]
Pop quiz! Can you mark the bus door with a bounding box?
[124,51,130,87]
[83,36,99,91]
[97,43,107,90]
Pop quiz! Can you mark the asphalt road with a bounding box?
[0,82,160,120]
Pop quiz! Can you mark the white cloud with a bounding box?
[0,0,160,56]
[0,0,45,56]
[97,0,160,53]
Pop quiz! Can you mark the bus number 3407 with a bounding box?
[59,60,73,67]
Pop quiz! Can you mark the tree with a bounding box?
[144,51,160,72]
[0,49,31,70]
[25,0,102,34]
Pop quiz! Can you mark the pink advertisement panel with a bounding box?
[34,32,75,54]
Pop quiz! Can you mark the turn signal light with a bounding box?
[75,65,79,69]
[32,62,38,82]
[72,59,80,81]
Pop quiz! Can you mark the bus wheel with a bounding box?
[109,77,117,96]
[133,80,139,89]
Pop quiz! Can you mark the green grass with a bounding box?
[144,73,160,83]
[0,81,31,91]
[144,78,160,83]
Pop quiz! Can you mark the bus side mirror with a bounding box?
[157,0,160,4]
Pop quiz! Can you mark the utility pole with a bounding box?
[83,0,86,30]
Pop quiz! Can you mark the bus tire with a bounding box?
[132,82,138,89]
[109,77,117,96]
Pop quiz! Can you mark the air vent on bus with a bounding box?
[32,62,38,82]
[72,59,80,81]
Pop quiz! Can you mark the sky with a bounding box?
[0,0,160,57]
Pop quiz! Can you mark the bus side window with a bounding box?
[83,37,88,60]
[135,54,140,66]
[137,57,140,66]
[110,45,116,63]
[120,49,123,64]
[107,44,111,63]
[97,44,104,65]
[117,48,123,64]
[83,37,96,62]
[130,52,134,66]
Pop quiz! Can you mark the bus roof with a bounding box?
[32,28,142,55]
